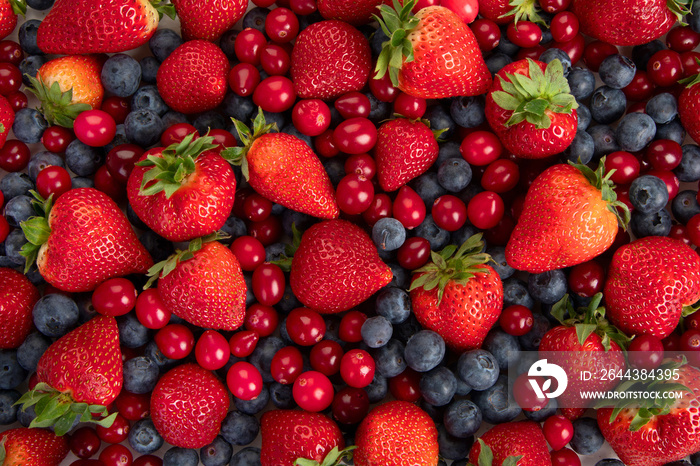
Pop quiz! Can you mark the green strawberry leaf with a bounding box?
[26,75,92,128]
[372,0,420,86]
[150,0,177,20]
[574,323,597,346]
[502,455,524,466]
[0,437,6,464]
[476,439,494,466]
[500,0,545,25]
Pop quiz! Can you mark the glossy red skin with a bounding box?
[0,93,14,149]
[150,363,229,449]
[485,59,577,159]
[0,268,40,349]
[477,0,516,25]
[468,421,552,466]
[679,82,700,145]
[0,427,70,466]
[316,0,390,25]
[127,149,236,242]
[172,0,247,41]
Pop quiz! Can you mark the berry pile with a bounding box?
[1,0,700,465]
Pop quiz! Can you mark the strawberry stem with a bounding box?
[25,75,92,128]
[19,190,54,273]
[150,0,177,20]
[373,0,420,87]
[10,0,26,16]
[222,107,278,181]
[667,0,692,24]
[294,445,356,466]
[499,0,545,25]
[143,233,224,288]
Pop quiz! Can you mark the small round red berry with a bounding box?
[195,330,230,371]
[91,278,137,317]
[543,414,574,451]
[293,370,334,412]
[227,361,263,400]
[134,288,171,330]
[73,109,117,147]
[499,305,534,336]
[154,324,194,360]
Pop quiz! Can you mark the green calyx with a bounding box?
[408,233,492,305]
[269,223,302,272]
[19,190,53,273]
[221,107,278,181]
[491,58,578,129]
[294,446,356,466]
[667,0,693,25]
[134,132,217,199]
[466,439,523,466]
[499,0,545,26]
[551,293,631,352]
[150,0,177,20]
[25,75,92,128]
[679,57,700,88]
[570,157,631,230]
[14,382,117,436]
[10,0,27,16]
[594,357,692,431]
[372,0,419,88]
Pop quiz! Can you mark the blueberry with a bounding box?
[629,174,669,213]
[27,151,65,181]
[361,315,393,348]
[219,29,238,60]
[139,56,160,84]
[163,447,199,466]
[268,383,296,411]
[691,451,700,466]
[590,86,627,124]
[691,0,700,33]
[122,356,159,394]
[0,389,20,425]
[655,117,686,144]
[195,111,227,136]
[411,174,447,211]
[243,273,256,307]
[125,109,165,147]
[18,20,42,55]
[374,287,410,324]
[487,246,515,280]
[413,214,450,250]
[632,40,665,71]
[576,104,592,132]
[523,397,559,421]
[457,349,499,391]
[4,195,34,228]
[162,111,189,127]
[372,217,406,252]
[393,313,423,344]
[16,332,50,372]
[471,375,522,424]
[616,112,656,152]
[528,269,568,304]
[482,328,521,370]
[645,92,677,124]
[139,231,175,263]
[373,338,407,378]
[672,190,700,223]
[567,67,596,101]
[424,105,456,141]
[486,52,513,75]
[131,85,169,115]
[19,55,47,86]
[249,336,285,383]
[229,447,261,466]
[200,435,233,466]
[143,340,178,374]
[437,424,471,461]
[0,350,27,389]
[66,139,104,175]
[420,366,457,407]
[437,158,472,192]
[598,54,636,89]
[630,208,672,237]
[450,95,486,128]
[570,417,604,455]
[443,399,482,438]
[3,229,28,266]
[12,108,47,143]
[0,173,33,201]
[451,224,480,250]
[675,144,700,182]
[70,177,93,189]
[405,330,445,372]
[17,403,36,427]
[149,28,183,62]
[519,313,552,350]
[101,54,142,97]
[420,399,445,424]
[234,384,269,415]
[26,0,55,9]
[282,209,314,238]
[323,158,345,186]
[663,462,692,466]
[436,141,462,167]
[242,7,269,31]
[587,125,620,159]
[562,130,595,165]
[219,410,260,447]
[495,30,519,56]
[503,277,534,309]
[363,374,388,404]
[366,91,392,123]
[370,27,388,58]
[128,418,164,454]
[33,294,79,338]
[117,313,150,348]
[539,49,572,75]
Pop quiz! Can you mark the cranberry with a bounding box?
[228,62,261,97]
[460,130,502,165]
[481,159,520,193]
[506,21,542,48]
[286,307,326,346]
[293,371,334,412]
[647,49,684,87]
[332,387,370,425]
[0,139,30,172]
[499,305,534,336]
[336,173,374,215]
[253,76,296,113]
[160,122,198,146]
[194,330,230,371]
[543,414,574,451]
[432,194,468,231]
[362,193,392,226]
[393,92,426,119]
[134,288,171,330]
[69,426,101,459]
[550,11,579,43]
[646,139,683,171]
[397,236,431,270]
[628,334,665,370]
[230,236,266,271]
[229,330,260,358]
[309,340,344,376]
[265,7,299,43]
[260,43,291,75]
[154,324,195,360]
[91,278,137,317]
[339,310,367,343]
[340,349,375,388]
[99,444,132,466]
[292,98,331,136]
[666,26,700,53]
[583,40,618,72]
[344,152,376,179]
[333,117,377,154]
[235,28,267,65]
[105,144,144,184]
[227,361,264,400]
[243,192,273,222]
[335,91,371,119]
[270,346,304,384]
[96,413,130,444]
[114,391,150,421]
[393,185,426,229]
[252,263,286,306]
[0,62,22,96]
[471,18,501,52]
[0,40,23,66]
[568,260,605,297]
[244,303,279,337]
[35,165,72,200]
[467,191,505,229]
[389,368,421,402]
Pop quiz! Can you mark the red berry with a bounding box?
[35,165,72,200]
[265,7,299,43]
[230,235,266,271]
[389,368,421,402]
[244,303,279,337]
[335,91,371,119]
[309,339,344,376]
[333,117,377,154]
[460,130,502,165]
[154,324,195,360]
[195,330,230,371]
[253,76,296,113]
[628,334,664,370]
[431,194,467,231]
[340,349,375,388]
[73,109,117,147]
[292,98,331,136]
[543,414,574,451]
[336,173,374,215]
[227,62,260,97]
[472,18,501,52]
[499,304,534,336]
[286,307,326,346]
[91,278,137,317]
[134,288,171,330]
[293,371,334,412]
[339,310,367,343]
[227,361,264,400]
[332,387,370,425]
[69,426,101,459]
[467,191,504,229]
[270,346,304,384]
[252,263,286,306]
[568,260,605,297]
[96,413,130,444]
[393,92,426,119]
[99,444,132,466]
[393,185,426,229]
[397,236,431,270]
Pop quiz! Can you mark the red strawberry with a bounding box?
[505,159,629,273]
[0,267,39,349]
[468,421,552,466]
[354,400,438,466]
[409,234,503,352]
[539,294,628,420]
[374,118,439,192]
[597,362,700,466]
[224,108,339,219]
[604,236,700,339]
[150,238,247,331]
[289,219,393,314]
[36,0,175,54]
[17,316,123,435]
[150,363,229,449]
[172,0,247,41]
[0,0,24,41]
[478,0,546,25]
[374,0,491,99]
[127,133,236,242]
[485,58,578,159]
[317,0,389,25]
[19,188,153,293]
[157,40,229,114]
[0,427,69,466]
[679,71,700,145]
[290,20,372,100]
[571,0,689,46]
[260,410,349,466]
[0,94,15,149]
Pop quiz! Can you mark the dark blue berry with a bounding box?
[129,418,164,454]
[405,330,445,372]
[3,230,28,266]
[281,124,312,148]
[366,91,392,123]
[598,54,636,89]
[361,315,393,348]
[528,269,568,304]
[590,86,627,124]
[131,85,168,115]
[27,151,65,181]
[443,399,482,438]
[655,117,685,144]
[200,436,233,466]
[413,214,450,250]
[101,54,141,97]
[435,141,461,167]
[372,217,406,252]
[364,373,388,403]
[424,105,456,141]
[370,27,388,58]
[450,95,486,129]
[229,447,261,466]
[162,111,188,127]
[269,382,295,409]
[630,209,672,237]
[26,0,54,9]
[457,349,499,391]
[123,356,159,394]
[539,49,572,75]
[117,313,150,348]
[646,92,677,124]
[140,56,159,84]
[66,139,104,176]
[149,28,183,62]
[519,313,551,350]
[629,174,669,213]
[219,29,238,60]
[570,417,605,455]
[486,52,513,75]
[0,389,20,425]
[32,294,79,338]
[495,30,519,56]
[672,190,700,223]
[437,424,471,461]
[632,40,665,71]
[143,340,178,374]
[374,338,407,378]
[420,366,457,406]
[0,173,33,201]
[249,336,285,384]
[393,313,423,344]
[503,277,534,309]
[19,55,47,86]
[139,231,175,264]
[243,7,269,31]
[595,461,625,466]
[587,125,620,159]
[615,112,656,152]
[487,246,515,280]
[576,104,592,132]
[234,384,269,415]
[567,67,596,101]
[163,447,199,466]
[12,108,47,143]
[482,329,521,370]
[675,144,700,182]
[411,172,448,209]
[4,195,34,228]
[437,158,472,192]
[16,332,49,372]
[471,375,521,424]
[18,20,42,55]
[523,397,558,421]
[220,411,260,446]
[323,158,345,186]
[562,130,595,165]
[0,350,27,390]
[125,109,165,147]
[375,287,411,324]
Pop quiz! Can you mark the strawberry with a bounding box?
[678,70,700,146]
[36,0,175,54]
[172,0,247,41]
[468,421,552,466]
[147,237,247,331]
[409,234,503,352]
[27,55,104,128]
[604,236,700,339]
[17,316,123,435]
[478,0,546,25]
[224,108,339,219]
[150,362,229,449]
[127,133,236,242]
[260,410,350,466]
[290,20,372,100]
[0,427,69,466]
[0,0,24,42]
[505,159,630,274]
[374,0,491,99]
[156,40,229,114]
[597,361,700,466]
[354,400,438,466]
[571,0,690,46]
[374,118,439,192]
[19,188,153,293]
[485,58,578,159]
[0,267,39,349]
[317,0,389,25]
[539,294,628,420]
[0,94,15,149]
